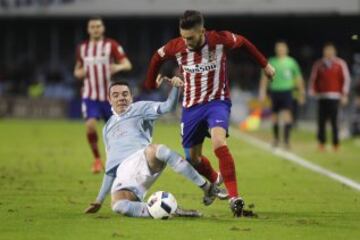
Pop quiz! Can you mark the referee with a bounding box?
[309,42,351,151]
[259,40,305,148]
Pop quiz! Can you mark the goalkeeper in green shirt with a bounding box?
[259,41,305,148]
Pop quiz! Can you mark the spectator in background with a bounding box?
[259,40,305,149]
[309,42,351,151]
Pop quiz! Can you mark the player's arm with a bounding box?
[295,75,306,105]
[158,76,183,114]
[144,43,175,89]
[258,71,269,102]
[84,173,116,214]
[110,57,132,75]
[293,60,306,105]
[308,61,319,97]
[110,41,132,75]
[84,127,114,214]
[340,59,351,106]
[74,60,86,80]
[141,76,183,119]
[74,45,86,80]
[222,31,275,78]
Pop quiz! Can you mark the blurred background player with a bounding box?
[144,10,275,217]
[85,80,222,217]
[309,42,351,151]
[259,40,305,149]
[74,16,132,173]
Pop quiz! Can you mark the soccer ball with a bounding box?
[147,191,178,219]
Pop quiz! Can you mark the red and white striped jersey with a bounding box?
[145,31,268,108]
[309,57,351,99]
[76,38,127,101]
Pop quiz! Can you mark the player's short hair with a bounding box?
[88,16,104,24]
[109,81,132,95]
[323,41,336,49]
[179,10,204,29]
[275,39,288,45]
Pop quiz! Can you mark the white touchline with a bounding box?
[230,128,360,192]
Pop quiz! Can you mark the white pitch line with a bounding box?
[231,128,360,192]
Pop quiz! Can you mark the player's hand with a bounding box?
[298,94,306,106]
[156,74,165,88]
[167,76,184,88]
[258,91,267,103]
[74,68,86,80]
[341,95,348,106]
[263,63,276,79]
[84,202,102,214]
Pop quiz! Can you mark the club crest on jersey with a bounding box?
[182,62,217,74]
[208,51,216,62]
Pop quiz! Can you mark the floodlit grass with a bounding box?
[0,120,359,240]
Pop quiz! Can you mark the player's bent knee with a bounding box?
[211,138,226,150]
[145,144,158,161]
[85,119,97,132]
[146,144,165,172]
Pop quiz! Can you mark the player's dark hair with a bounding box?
[275,39,288,45]
[323,41,336,48]
[179,10,204,29]
[109,81,132,95]
[88,16,104,24]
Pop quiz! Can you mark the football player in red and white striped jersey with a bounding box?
[74,16,132,174]
[144,10,275,217]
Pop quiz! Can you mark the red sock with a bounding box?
[86,131,100,159]
[193,156,218,183]
[215,145,238,198]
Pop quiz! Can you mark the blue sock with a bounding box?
[156,145,206,187]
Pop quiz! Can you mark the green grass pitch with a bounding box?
[0,119,359,240]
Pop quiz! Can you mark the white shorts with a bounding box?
[111,148,162,201]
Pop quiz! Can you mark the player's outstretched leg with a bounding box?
[151,144,222,205]
[112,190,151,217]
[186,146,228,200]
[283,110,293,149]
[211,127,244,217]
[85,118,103,173]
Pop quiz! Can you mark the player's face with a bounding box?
[275,42,288,57]
[323,45,337,59]
[88,20,105,40]
[180,26,205,50]
[109,85,133,114]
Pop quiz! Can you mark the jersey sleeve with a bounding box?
[339,59,351,95]
[292,58,302,78]
[110,40,127,62]
[217,31,268,68]
[135,101,162,120]
[144,40,177,89]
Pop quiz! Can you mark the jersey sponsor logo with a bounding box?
[182,62,217,74]
[83,56,108,65]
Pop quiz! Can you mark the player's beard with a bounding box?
[190,35,205,50]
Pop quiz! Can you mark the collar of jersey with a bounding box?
[111,105,132,118]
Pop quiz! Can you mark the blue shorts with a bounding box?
[270,90,293,113]
[181,100,231,148]
[81,98,112,122]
